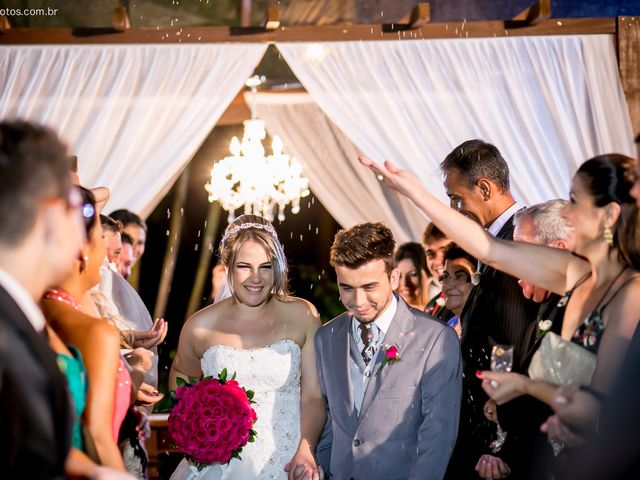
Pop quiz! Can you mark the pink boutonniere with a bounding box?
[376,344,401,376]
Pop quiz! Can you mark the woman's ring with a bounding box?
[376,174,384,181]
[490,380,499,388]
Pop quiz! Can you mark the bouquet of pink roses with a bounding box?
[168,368,257,469]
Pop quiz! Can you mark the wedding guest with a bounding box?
[315,222,461,480]
[394,242,431,309]
[94,200,165,401]
[101,215,123,264]
[109,209,146,266]
[441,244,477,337]
[482,199,570,479]
[360,151,640,479]
[422,223,454,320]
[512,200,570,370]
[117,232,135,280]
[422,223,450,296]
[0,121,83,479]
[42,187,136,471]
[540,136,640,480]
[170,214,326,480]
[92,200,164,477]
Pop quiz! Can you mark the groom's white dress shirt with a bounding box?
[349,294,397,413]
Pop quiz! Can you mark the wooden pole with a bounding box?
[153,163,191,320]
[185,201,221,319]
[617,17,640,136]
[240,0,252,28]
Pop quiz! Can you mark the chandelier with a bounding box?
[205,76,310,223]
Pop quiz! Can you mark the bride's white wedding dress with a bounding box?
[170,339,301,480]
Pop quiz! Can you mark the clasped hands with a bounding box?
[284,443,324,480]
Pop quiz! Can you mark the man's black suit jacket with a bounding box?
[446,214,540,479]
[498,293,566,479]
[0,285,72,479]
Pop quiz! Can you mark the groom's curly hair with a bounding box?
[330,222,396,273]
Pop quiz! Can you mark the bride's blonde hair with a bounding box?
[219,214,290,300]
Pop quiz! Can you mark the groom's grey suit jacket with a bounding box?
[315,295,462,480]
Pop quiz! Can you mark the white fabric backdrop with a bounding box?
[278,35,635,237]
[253,92,426,243]
[0,44,267,217]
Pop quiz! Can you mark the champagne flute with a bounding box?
[491,344,514,373]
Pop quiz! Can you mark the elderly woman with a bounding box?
[441,244,477,337]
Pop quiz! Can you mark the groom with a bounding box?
[315,222,461,479]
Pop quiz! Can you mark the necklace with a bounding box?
[44,287,82,311]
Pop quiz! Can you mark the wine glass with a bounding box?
[491,344,514,373]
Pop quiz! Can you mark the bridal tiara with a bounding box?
[221,222,279,245]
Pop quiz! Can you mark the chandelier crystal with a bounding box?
[205,76,310,222]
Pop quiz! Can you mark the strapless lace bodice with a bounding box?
[202,340,301,396]
[171,339,301,480]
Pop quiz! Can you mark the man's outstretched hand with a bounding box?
[357,156,423,199]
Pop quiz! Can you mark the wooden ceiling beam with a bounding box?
[0,17,614,44]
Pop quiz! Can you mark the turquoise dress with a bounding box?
[56,345,87,450]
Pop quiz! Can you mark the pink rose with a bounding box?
[385,345,398,359]
[175,385,189,400]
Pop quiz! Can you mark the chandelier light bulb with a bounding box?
[229,136,241,156]
[272,135,283,155]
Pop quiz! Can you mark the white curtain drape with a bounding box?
[253,92,426,243]
[0,44,267,217]
[278,36,635,214]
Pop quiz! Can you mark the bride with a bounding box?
[169,215,326,480]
